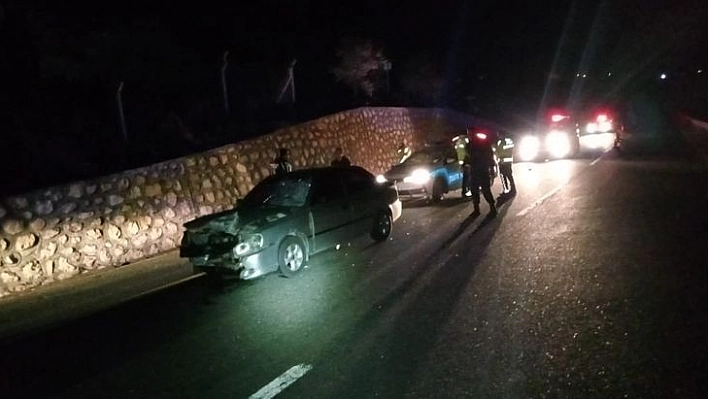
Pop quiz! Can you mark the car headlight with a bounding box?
[376,174,388,184]
[518,135,540,161]
[403,168,431,185]
[586,123,598,133]
[234,233,264,257]
[546,131,572,158]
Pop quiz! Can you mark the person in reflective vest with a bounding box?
[495,131,516,196]
[397,141,412,163]
[271,147,293,175]
[452,134,471,197]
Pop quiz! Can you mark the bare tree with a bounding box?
[330,38,386,98]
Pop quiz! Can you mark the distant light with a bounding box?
[607,72,612,77]
[576,73,580,77]
[582,74,587,78]
[660,73,667,80]
[699,70,704,74]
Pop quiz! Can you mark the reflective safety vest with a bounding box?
[495,137,515,163]
[397,145,412,163]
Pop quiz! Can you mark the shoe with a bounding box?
[489,203,497,217]
[471,204,481,216]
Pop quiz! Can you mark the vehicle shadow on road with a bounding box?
[319,199,508,397]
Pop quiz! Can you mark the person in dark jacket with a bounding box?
[330,147,351,167]
[465,128,497,216]
[271,148,293,175]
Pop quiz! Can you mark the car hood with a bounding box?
[183,206,296,235]
[384,162,431,180]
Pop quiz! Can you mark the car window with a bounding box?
[406,151,435,164]
[240,175,312,207]
[311,170,346,204]
[342,167,375,196]
[406,148,445,164]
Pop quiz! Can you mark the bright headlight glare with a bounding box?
[546,131,571,158]
[376,174,387,184]
[598,121,612,132]
[234,234,264,256]
[586,123,598,133]
[403,169,431,184]
[518,136,540,161]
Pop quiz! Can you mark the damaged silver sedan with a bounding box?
[179,166,402,279]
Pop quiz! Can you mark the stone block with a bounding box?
[10,197,29,210]
[14,233,39,252]
[68,184,83,199]
[34,200,54,215]
[2,219,23,235]
[106,224,121,241]
[40,242,58,258]
[108,195,124,207]
[0,271,20,284]
[125,221,140,236]
[145,183,162,197]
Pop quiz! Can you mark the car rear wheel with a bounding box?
[278,236,306,277]
[370,210,392,242]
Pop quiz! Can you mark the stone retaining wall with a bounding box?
[0,107,493,297]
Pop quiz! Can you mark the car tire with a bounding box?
[431,179,445,202]
[278,236,307,277]
[370,210,392,242]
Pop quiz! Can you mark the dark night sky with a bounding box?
[5,0,707,108]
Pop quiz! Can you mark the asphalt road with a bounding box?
[2,146,708,398]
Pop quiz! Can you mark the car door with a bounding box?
[308,169,353,252]
[444,148,463,190]
[341,167,380,236]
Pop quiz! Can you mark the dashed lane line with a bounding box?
[517,153,606,217]
[516,184,565,217]
[249,363,313,399]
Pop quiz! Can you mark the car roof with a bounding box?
[266,165,371,180]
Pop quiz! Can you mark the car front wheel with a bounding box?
[370,210,392,242]
[278,236,306,277]
[430,179,445,202]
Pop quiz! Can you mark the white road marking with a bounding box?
[516,184,565,217]
[249,364,313,399]
[590,156,602,166]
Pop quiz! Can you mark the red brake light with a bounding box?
[596,114,608,122]
[551,114,567,122]
[475,133,487,140]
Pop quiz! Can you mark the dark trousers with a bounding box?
[499,162,516,193]
[469,168,494,206]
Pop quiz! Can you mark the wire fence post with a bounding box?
[221,50,230,113]
[116,81,128,143]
